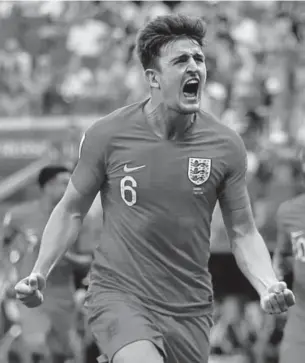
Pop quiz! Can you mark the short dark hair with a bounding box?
[38,165,71,189]
[136,14,207,70]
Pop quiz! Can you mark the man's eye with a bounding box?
[195,56,204,63]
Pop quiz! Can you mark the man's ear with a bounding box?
[144,68,160,89]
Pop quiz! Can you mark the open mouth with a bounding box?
[183,79,199,99]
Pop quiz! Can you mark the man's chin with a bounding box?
[179,101,200,114]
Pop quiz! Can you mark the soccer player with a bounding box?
[15,15,294,363]
[3,165,93,363]
[273,149,305,363]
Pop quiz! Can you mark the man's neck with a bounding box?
[144,99,195,140]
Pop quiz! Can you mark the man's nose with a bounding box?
[187,57,199,72]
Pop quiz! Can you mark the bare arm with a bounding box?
[32,120,107,280]
[15,122,108,307]
[218,132,277,298]
[32,181,96,278]
[216,133,294,313]
[220,190,278,298]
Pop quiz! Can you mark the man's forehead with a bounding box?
[161,38,203,58]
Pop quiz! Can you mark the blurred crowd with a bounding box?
[1,1,305,363]
[0,1,304,119]
[209,296,287,363]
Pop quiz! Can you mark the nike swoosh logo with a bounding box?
[124,164,146,173]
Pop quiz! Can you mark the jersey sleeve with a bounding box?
[71,120,109,196]
[218,133,248,211]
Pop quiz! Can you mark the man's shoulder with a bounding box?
[198,110,244,142]
[80,101,145,156]
[86,100,145,137]
[198,110,245,153]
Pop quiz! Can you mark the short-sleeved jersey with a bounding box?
[276,194,305,310]
[72,99,248,317]
[3,200,90,301]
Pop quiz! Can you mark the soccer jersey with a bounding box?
[72,99,248,317]
[276,194,305,310]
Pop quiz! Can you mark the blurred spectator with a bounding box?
[210,296,258,363]
[253,313,287,363]
[0,38,33,116]
[0,38,32,78]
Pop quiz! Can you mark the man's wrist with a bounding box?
[259,278,280,297]
[31,267,48,281]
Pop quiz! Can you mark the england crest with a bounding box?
[188,158,211,185]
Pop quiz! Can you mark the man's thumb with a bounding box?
[29,275,38,290]
[269,281,287,294]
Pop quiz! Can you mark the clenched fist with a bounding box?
[261,281,295,314]
[14,273,46,308]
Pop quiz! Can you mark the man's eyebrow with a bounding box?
[170,52,204,63]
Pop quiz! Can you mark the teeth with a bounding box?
[186,79,199,85]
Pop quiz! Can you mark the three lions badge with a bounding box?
[188,158,211,186]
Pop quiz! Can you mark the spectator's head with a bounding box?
[136,14,207,114]
[38,165,71,204]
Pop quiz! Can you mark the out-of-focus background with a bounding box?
[0,1,304,363]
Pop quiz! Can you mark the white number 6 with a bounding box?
[120,176,137,206]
